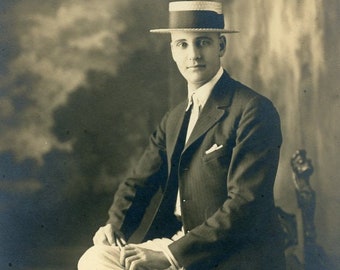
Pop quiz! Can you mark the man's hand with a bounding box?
[92,224,115,246]
[120,244,171,270]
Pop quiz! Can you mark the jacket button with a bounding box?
[183,167,189,171]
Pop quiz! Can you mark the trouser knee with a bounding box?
[78,245,122,270]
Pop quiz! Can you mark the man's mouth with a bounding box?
[187,65,205,69]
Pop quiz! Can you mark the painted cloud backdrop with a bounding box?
[0,0,339,269]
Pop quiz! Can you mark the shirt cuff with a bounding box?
[152,237,181,270]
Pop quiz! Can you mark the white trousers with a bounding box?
[78,244,124,270]
[78,236,183,270]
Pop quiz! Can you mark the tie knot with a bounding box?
[192,93,201,113]
[185,93,201,143]
[186,93,201,112]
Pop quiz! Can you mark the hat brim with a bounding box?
[150,28,239,34]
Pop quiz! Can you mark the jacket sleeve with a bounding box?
[106,111,169,240]
[168,96,282,268]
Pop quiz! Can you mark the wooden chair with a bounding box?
[278,149,332,270]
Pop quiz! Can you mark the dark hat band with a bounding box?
[150,1,238,33]
[169,10,224,29]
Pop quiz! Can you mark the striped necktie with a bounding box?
[186,93,201,143]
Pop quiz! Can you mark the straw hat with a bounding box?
[150,1,238,34]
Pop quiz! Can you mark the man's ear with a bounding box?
[219,35,227,57]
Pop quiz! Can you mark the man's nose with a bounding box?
[187,44,201,60]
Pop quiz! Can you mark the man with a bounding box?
[78,1,285,269]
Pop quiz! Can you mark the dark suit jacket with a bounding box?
[107,71,285,269]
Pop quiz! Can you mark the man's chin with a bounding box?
[185,72,207,81]
[186,78,210,89]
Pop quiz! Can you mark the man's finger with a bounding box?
[119,246,126,265]
[123,244,138,251]
[125,255,141,270]
[120,247,137,266]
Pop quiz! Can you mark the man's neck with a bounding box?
[186,67,224,111]
[187,67,224,93]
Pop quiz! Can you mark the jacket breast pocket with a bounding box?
[202,146,227,162]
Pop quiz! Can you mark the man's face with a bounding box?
[170,32,226,89]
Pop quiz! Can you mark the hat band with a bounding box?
[169,10,224,29]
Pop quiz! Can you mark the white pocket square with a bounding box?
[205,144,223,154]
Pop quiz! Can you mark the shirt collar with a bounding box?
[186,67,224,111]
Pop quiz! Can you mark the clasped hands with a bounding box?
[120,244,171,270]
[93,224,171,270]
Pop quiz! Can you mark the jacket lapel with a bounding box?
[166,101,188,165]
[184,72,235,149]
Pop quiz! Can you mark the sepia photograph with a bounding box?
[0,1,339,269]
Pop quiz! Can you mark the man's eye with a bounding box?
[198,40,211,47]
[176,42,188,48]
